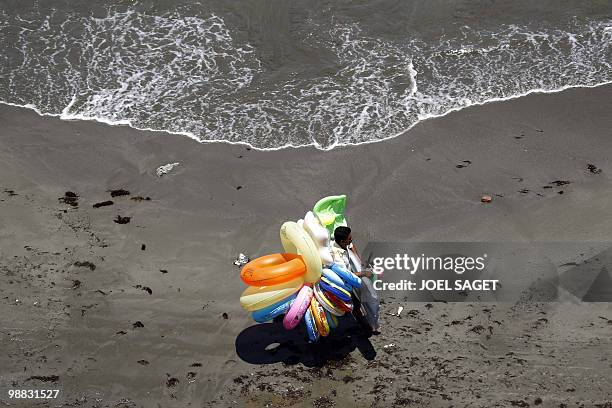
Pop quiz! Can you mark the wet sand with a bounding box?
[1,84,611,407]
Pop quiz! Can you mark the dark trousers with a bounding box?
[351,288,372,334]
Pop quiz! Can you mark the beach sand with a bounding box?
[1,84,611,407]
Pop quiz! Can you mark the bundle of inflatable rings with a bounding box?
[239,195,362,342]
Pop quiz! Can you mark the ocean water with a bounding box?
[0,0,611,150]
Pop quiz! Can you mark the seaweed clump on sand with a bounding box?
[74,261,96,271]
[109,189,130,197]
[93,200,113,208]
[59,191,78,207]
[114,215,131,224]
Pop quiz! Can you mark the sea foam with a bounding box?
[0,8,610,150]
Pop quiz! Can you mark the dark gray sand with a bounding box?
[1,85,611,407]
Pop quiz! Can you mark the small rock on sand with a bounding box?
[481,195,492,203]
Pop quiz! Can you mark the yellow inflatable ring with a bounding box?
[280,221,322,283]
[310,297,330,337]
[239,275,304,311]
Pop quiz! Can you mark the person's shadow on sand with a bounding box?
[235,318,376,367]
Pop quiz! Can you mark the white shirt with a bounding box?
[331,241,361,274]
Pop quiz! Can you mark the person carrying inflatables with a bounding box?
[332,226,381,335]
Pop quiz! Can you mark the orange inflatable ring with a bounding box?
[241,253,306,286]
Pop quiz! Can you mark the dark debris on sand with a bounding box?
[26,375,59,383]
[549,180,571,187]
[93,200,114,208]
[313,395,335,408]
[587,163,602,174]
[470,325,486,334]
[134,284,152,295]
[456,160,472,168]
[166,377,179,387]
[109,189,130,197]
[131,196,151,201]
[74,261,96,271]
[114,215,131,224]
[59,191,79,207]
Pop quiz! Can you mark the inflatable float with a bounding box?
[313,283,344,316]
[238,195,363,342]
[241,253,306,286]
[240,275,304,311]
[283,285,313,330]
[252,294,296,323]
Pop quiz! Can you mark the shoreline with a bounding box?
[1,83,611,407]
[1,80,611,151]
